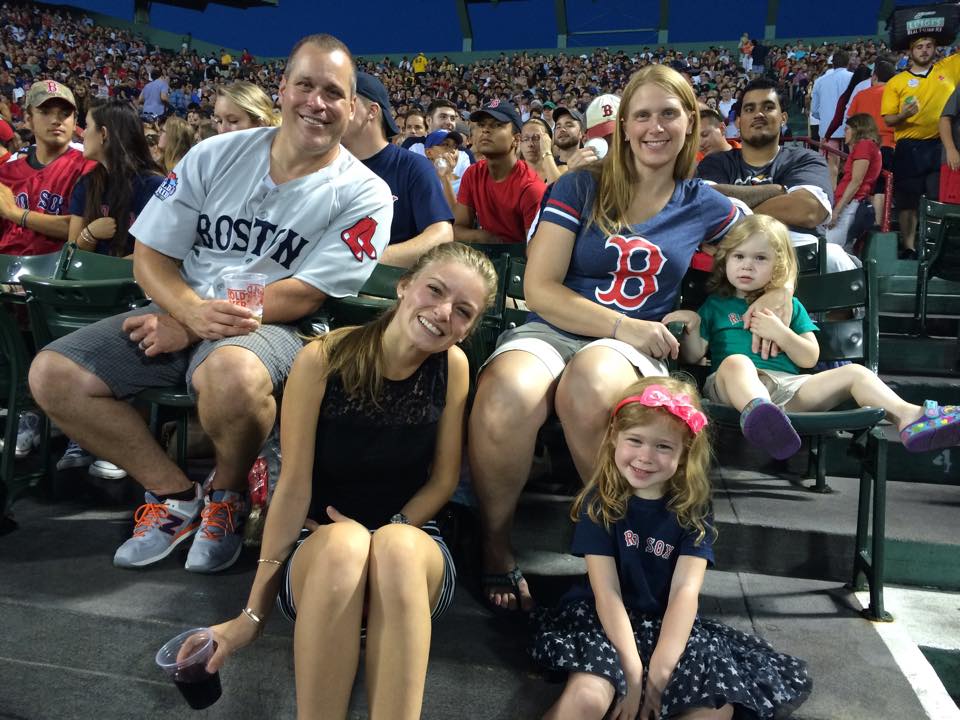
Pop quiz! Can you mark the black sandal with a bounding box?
[480,565,533,615]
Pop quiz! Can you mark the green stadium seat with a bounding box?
[20,275,194,473]
[915,198,960,337]
[699,260,891,621]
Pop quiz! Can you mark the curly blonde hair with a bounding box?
[571,376,715,545]
[708,214,798,303]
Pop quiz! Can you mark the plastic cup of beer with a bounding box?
[155,627,222,710]
[222,272,267,320]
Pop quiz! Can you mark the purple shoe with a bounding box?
[900,401,960,453]
[740,400,802,460]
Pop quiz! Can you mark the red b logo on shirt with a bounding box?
[595,234,665,311]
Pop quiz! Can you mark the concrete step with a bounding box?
[514,451,960,591]
[878,334,959,376]
[1,496,952,720]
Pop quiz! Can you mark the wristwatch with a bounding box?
[389,512,410,525]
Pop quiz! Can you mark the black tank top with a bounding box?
[309,351,448,528]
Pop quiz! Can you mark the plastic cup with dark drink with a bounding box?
[156,627,222,710]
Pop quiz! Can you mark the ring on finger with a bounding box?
[139,340,147,350]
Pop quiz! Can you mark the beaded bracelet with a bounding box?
[257,558,283,566]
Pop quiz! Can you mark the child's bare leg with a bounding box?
[677,704,735,719]
[713,355,769,410]
[542,672,615,720]
[783,364,921,429]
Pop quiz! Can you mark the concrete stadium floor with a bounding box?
[1,460,959,719]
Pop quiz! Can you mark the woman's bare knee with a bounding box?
[472,353,555,440]
[368,525,438,608]
[295,522,371,598]
[556,348,636,421]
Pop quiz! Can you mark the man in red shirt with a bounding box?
[0,80,93,255]
[454,100,545,244]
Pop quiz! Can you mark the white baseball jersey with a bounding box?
[131,126,393,300]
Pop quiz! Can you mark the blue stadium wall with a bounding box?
[61,0,903,57]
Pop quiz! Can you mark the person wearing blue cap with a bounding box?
[343,72,453,267]
[454,100,546,245]
[422,129,463,209]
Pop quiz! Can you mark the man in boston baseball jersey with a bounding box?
[29,34,393,573]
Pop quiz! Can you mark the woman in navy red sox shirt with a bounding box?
[469,65,792,613]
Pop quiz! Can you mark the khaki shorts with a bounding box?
[481,321,667,380]
[703,367,810,408]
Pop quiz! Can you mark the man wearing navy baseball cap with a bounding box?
[468,98,523,132]
[342,71,453,266]
[455,99,545,245]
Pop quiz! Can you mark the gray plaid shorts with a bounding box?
[44,303,305,400]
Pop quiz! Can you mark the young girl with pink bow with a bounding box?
[531,377,811,720]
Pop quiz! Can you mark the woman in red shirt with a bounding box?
[827,113,881,250]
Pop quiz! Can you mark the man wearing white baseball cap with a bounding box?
[571,94,621,170]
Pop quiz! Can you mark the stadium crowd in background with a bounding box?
[0,0,905,143]
[4,2,960,716]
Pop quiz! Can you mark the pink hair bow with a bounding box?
[612,384,708,434]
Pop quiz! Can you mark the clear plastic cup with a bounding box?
[222,272,267,320]
[155,627,222,710]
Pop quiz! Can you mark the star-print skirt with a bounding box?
[531,600,812,719]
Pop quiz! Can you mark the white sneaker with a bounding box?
[89,459,128,480]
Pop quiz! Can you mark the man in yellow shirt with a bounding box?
[412,52,428,76]
[882,37,960,257]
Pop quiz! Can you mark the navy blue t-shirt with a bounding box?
[532,171,742,334]
[361,143,453,245]
[69,172,164,255]
[564,493,715,615]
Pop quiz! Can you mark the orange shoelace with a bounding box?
[199,500,236,539]
[132,503,170,537]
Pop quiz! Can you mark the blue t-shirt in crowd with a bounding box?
[69,172,164,255]
[532,171,742,334]
[564,492,715,615]
[361,143,453,245]
[139,78,168,116]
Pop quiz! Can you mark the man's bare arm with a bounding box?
[754,188,829,228]
[709,183,784,208]
[380,221,453,268]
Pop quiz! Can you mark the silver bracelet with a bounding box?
[611,314,624,339]
[241,606,263,627]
